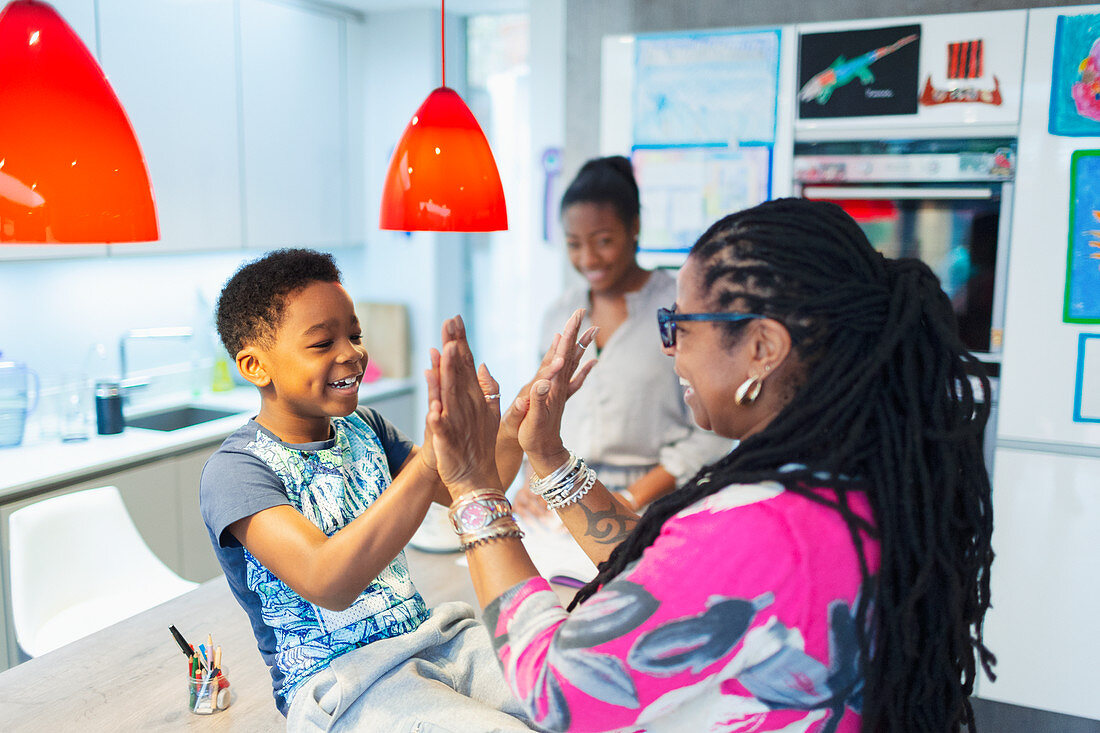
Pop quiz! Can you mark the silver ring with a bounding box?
[484,393,501,401]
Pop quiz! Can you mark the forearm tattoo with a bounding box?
[580,501,637,546]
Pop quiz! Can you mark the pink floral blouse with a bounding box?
[483,481,880,733]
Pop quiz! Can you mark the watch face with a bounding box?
[458,502,491,530]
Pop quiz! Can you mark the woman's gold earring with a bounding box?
[735,374,763,405]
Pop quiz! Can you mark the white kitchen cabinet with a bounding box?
[0,459,180,669]
[98,0,243,255]
[978,447,1100,719]
[176,447,223,583]
[238,0,349,249]
[64,461,184,573]
[0,442,226,669]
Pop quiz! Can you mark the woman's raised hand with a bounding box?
[517,309,596,468]
[425,315,503,497]
[499,314,598,448]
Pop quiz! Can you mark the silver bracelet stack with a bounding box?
[448,488,524,552]
[529,450,598,510]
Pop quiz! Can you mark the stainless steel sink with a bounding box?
[126,405,240,432]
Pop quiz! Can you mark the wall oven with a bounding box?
[794,138,1015,467]
[794,138,1015,365]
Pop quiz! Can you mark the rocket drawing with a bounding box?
[799,34,919,104]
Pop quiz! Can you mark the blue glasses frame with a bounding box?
[656,306,765,348]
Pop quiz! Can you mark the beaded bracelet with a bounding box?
[529,449,599,511]
[529,451,580,494]
[535,461,582,505]
[458,521,525,552]
[544,463,597,510]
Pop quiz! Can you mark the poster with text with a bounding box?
[798,24,921,119]
[633,30,780,146]
[1049,13,1100,137]
[633,146,771,252]
[1066,150,1100,323]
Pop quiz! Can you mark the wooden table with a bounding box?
[0,548,495,731]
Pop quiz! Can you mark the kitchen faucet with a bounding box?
[118,327,195,391]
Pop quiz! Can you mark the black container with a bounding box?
[94,381,125,435]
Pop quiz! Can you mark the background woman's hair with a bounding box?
[570,198,996,732]
[559,154,640,227]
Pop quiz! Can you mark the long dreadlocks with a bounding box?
[570,198,996,732]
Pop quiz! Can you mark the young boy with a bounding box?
[200,249,535,730]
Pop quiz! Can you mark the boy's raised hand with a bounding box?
[426,316,503,497]
[418,319,503,476]
[418,366,439,473]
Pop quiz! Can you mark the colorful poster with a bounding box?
[798,24,921,119]
[633,146,771,252]
[1073,333,1100,422]
[633,30,780,146]
[1066,150,1100,323]
[1049,13,1100,137]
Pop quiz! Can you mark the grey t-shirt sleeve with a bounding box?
[199,447,290,549]
[355,406,414,476]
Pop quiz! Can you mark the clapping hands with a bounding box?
[424,309,597,501]
[424,316,503,497]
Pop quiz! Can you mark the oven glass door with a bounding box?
[803,185,1001,355]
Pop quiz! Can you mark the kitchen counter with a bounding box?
[0,549,479,731]
[0,378,416,503]
[0,377,419,672]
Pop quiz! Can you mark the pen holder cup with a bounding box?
[188,667,229,714]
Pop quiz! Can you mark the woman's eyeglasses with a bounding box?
[656,306,765,348]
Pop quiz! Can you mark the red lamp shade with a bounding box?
[0,0,157,243]
[380,87,507,232]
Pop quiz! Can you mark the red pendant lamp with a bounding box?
[379,0,506,232]
[0,0,157,244]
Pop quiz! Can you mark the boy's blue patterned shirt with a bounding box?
[200,408,427,715]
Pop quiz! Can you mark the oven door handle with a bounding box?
[802,185,995,200]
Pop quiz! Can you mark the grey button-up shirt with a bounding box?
[541,269,733,488]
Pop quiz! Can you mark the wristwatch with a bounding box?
[448,492,514,534]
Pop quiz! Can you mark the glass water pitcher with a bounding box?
[0,358,39,448]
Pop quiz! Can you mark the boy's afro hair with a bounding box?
[216,248,341,357]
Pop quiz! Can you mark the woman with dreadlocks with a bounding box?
[425,198,996,732]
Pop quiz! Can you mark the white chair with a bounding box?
[9,485,199,658]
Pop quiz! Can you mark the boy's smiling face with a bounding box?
[245,280,367,443]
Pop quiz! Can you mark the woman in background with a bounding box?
[514,155,730,514]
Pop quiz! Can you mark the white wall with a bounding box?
[0,247,367,383]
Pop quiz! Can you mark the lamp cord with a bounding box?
[441,0,446,88]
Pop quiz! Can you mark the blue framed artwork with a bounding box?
[633,29,780,147]
[633,145,772,252]
[1065,150,1100,323]
[1049,13,1100,136]
[1073,333,1100,423]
